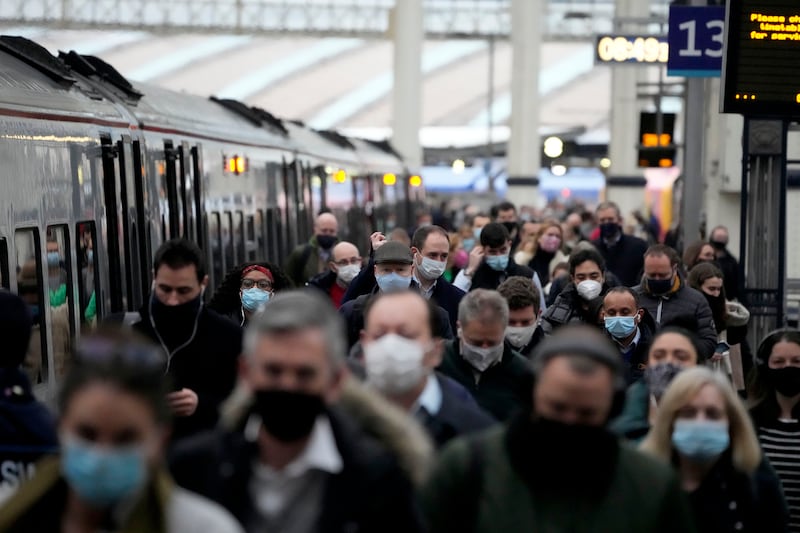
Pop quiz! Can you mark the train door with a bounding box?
[99,135,128,312]
[163,141,183,240]
[190,145,206,252]
[265,161,284,264]
[117,136,147,310]
[282,157,299,251]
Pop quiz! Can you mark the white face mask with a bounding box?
[336,264,361,285]
[459,332,504,372]
[363,334,427,395]
[576,279,602,300]
[505,324,537,349]
[416,255,447,281]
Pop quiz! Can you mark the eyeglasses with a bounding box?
[333,258,362,267]
[241,279,273,291]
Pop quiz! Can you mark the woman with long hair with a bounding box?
[641,367,787,532]
[688,262,750,390]
[682,240,717,272]
[513,220,567,285]
[0,330,243,532]
[208,261,293,326]
[750,329,800,532]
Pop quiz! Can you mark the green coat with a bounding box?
[421,424,696,533]
[609,380,651,442]
[284,236,336,287]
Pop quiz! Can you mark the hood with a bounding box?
[726,300,750,327]
[219,377,434,487]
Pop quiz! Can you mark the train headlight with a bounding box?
[383,173,397,186]
[409,175,422,187]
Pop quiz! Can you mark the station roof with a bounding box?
[2,26,615,147]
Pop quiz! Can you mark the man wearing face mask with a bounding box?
[131,239,242,443]
[437,289,532,421]
[497,276,545,358]
[454,223,547,312]
[170,290,425,533]
[591,202,648,287]
[361,291,495,448]
[422,326,696,533]
[492,201,520,252]
[285,212,339,287]
[601,287,655,385]
[339,241,453,350]
[634,244,717,360]
[541,249,611,335]
[708,225,742,301]
[307,241,363,309]
[410,225,465,333]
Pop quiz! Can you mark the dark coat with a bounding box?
[592,233,649,287]
[541,282,609,335]
[421,374,496,449]
[609,379,650,441]
[428,278,465,334]
[634,277,718,360]
[133,305,242,443]
[421,416,697,533]
[469,257,534,292]
[0,368,58,487]
[687,455,788,533]
[284,236,337,287]
[437,339,532,421]
[339,285,454,349]
[342,257,377,305]
[716,251,742,301]
[307,269,337,293]
[609,311,656,386]
[168,408,424,533]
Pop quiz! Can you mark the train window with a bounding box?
[245,214,257,262]
[76,222,99,326]
[209,212,223,288]
[0,236,8,289]
[46,225,75,380]
[15,228,48,386]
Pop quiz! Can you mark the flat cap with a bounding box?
[374,241,414,265]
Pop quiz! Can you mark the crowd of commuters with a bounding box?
[3,196,800,533]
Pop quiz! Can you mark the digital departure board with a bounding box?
[722,0,800,115]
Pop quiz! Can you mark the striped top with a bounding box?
[758,420,800,533]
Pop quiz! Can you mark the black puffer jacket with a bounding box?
[541,282,610,335]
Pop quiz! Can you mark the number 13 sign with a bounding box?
[668,6,725,77]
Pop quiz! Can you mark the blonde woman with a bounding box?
[513,220,567,285]
[641,367,787,533]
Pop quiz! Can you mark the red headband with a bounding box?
[242,265,274,282]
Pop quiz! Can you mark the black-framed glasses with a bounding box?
[241,279,273,290]
[333,258,362,267]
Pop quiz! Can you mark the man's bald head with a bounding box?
[332,241,359,262]
[315,213,338,237]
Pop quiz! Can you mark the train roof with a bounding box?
[348,137,406,176]
[282,120,361,170]
[0,35,132,128]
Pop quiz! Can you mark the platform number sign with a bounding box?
[668,6,726,77]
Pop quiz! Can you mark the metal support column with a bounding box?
[391,0,423,170]
[506,0,541,206]
[740,119,787,343]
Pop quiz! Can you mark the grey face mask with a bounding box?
[644,362,683,400]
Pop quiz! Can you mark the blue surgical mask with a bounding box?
[485,254,509,272]
[47,251,61,268]
[61,436,147,507]
[671,419,730,462]
[462,238,476,252]
[241,287,271,311]
[604,316,637,339]
[376,272,412,293]
[473,227,483,240]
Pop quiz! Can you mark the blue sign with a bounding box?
[668,6,725,77]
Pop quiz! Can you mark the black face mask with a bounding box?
[316,235,336,249]
[704,293,726,330]
[767,367,800,397]
[253,389,326,442]
[709,240,727,251]
[150,291,203,327]
[599,222,620,239]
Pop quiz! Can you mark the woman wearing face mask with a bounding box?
[208,262,292,327]
[641,367,788,533]
[750,329,800,532]
[513,221,568,286]
[0,331,244,533]
[688,263,751,392]
[611,327,702,441]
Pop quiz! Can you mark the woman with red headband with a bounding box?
[209,262,293,326]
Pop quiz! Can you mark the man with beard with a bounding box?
[132,238,242,443]
[422,326,695,533]
[169,290,424,533]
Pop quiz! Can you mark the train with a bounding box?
[0,35,420,399]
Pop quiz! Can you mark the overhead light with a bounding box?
[452,159,466,174]
[600,157,611,169]
[551,164,567,177]
[544,136,564,158]
[383,173,397,186]
[409,175,423,187]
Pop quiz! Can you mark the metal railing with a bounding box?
[0,0,670,40]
